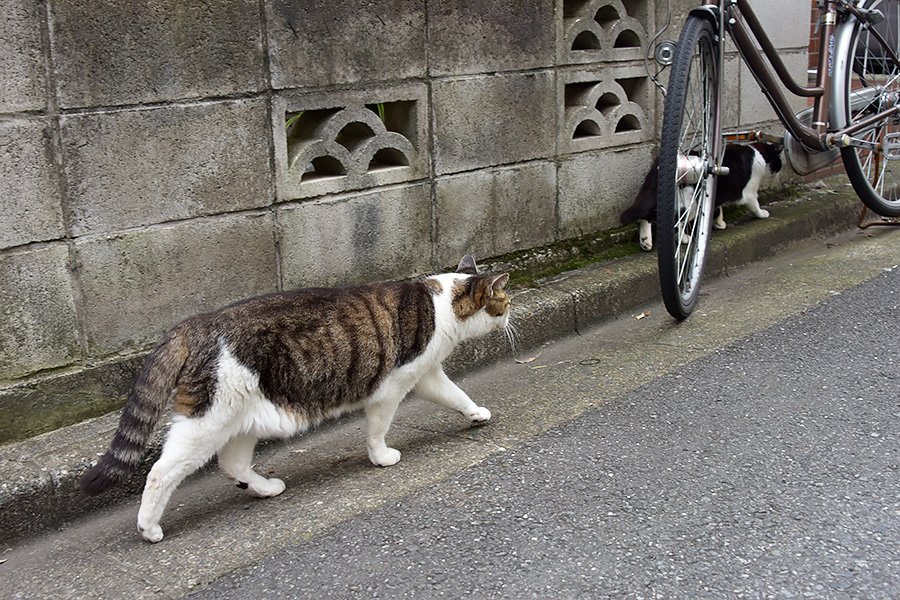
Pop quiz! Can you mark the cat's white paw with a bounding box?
[370,447,401,467]
[468,406,491,422]
[248,477,286,498]
[755,209,770,219]
[638,221,653,251]
[139,523,164,543]
[713,218,726,230]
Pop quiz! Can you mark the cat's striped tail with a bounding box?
[79,330,189,496]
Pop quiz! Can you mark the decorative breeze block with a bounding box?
[274,87,426,201]
[561,67,651,152]
[562,0,648,64]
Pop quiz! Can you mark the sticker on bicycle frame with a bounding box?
[828,34,835,76]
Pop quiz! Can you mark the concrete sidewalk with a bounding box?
[0,175,870,546]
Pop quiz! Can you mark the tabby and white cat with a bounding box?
[620,141,783,251]
[80,255,510,543]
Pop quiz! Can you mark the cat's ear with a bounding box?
[457,255,479,275]
[489,273,509,296]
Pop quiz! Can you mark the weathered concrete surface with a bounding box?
[266,0,427,89]
[0,244,80,381]
[427,0,556,76]
[434,162,558,266]
[4,0,805,429]
[431,71,557,175]
[2,189,899,599]
[0,355,144,452]
[0,0,46,113]
[558,144,655,238]
[59,100,273,237]
[74,213,279,354]
[278,183,434,289]
[0,118,63,249]
[49,0,265,107]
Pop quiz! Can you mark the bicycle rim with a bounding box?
[657,16,720,320]
[837,0,900,216]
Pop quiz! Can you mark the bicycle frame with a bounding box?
[700,0,900,153]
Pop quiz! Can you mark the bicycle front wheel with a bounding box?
[834,0,900,216]
[657,15,721,319]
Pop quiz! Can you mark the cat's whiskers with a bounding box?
[503,320,521,356]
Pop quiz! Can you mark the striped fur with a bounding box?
[79,256,510,543]
[79,331,189,495]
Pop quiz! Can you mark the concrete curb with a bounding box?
[0,178,863,544]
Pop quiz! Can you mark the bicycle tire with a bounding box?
[656,15,721,320]
[834,0,900,217]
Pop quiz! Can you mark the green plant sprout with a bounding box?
[285,112,303,130]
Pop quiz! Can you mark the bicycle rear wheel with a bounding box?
[834,0,900,216]
[657,15,721,319]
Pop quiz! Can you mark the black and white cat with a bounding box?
[80,255,510,543]
[620,141,783,251]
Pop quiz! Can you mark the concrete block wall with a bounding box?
[727,1,811,129]
[0,0,808,444]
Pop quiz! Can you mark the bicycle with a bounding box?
[651,0,900,319]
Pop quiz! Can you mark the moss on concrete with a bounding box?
[486,180,812,289]
[483,228,643,289]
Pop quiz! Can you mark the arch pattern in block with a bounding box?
[563,0,647,63]
[564,78,647,149]
[280,101,419,200]
[287,106,416,180]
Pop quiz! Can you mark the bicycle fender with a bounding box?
[689,5,721,32]
[828,9,859,127]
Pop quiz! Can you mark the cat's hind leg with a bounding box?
[414,366,491,423]
[638,219,653,251]
[714,207,727,230]
[218,433,286,498]
[137,419,227,543]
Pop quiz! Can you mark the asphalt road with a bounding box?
[3,225,900,599]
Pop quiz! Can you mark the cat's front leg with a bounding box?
[414,366,491,423]
[365,396,403,467]
[742,192,769,219]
